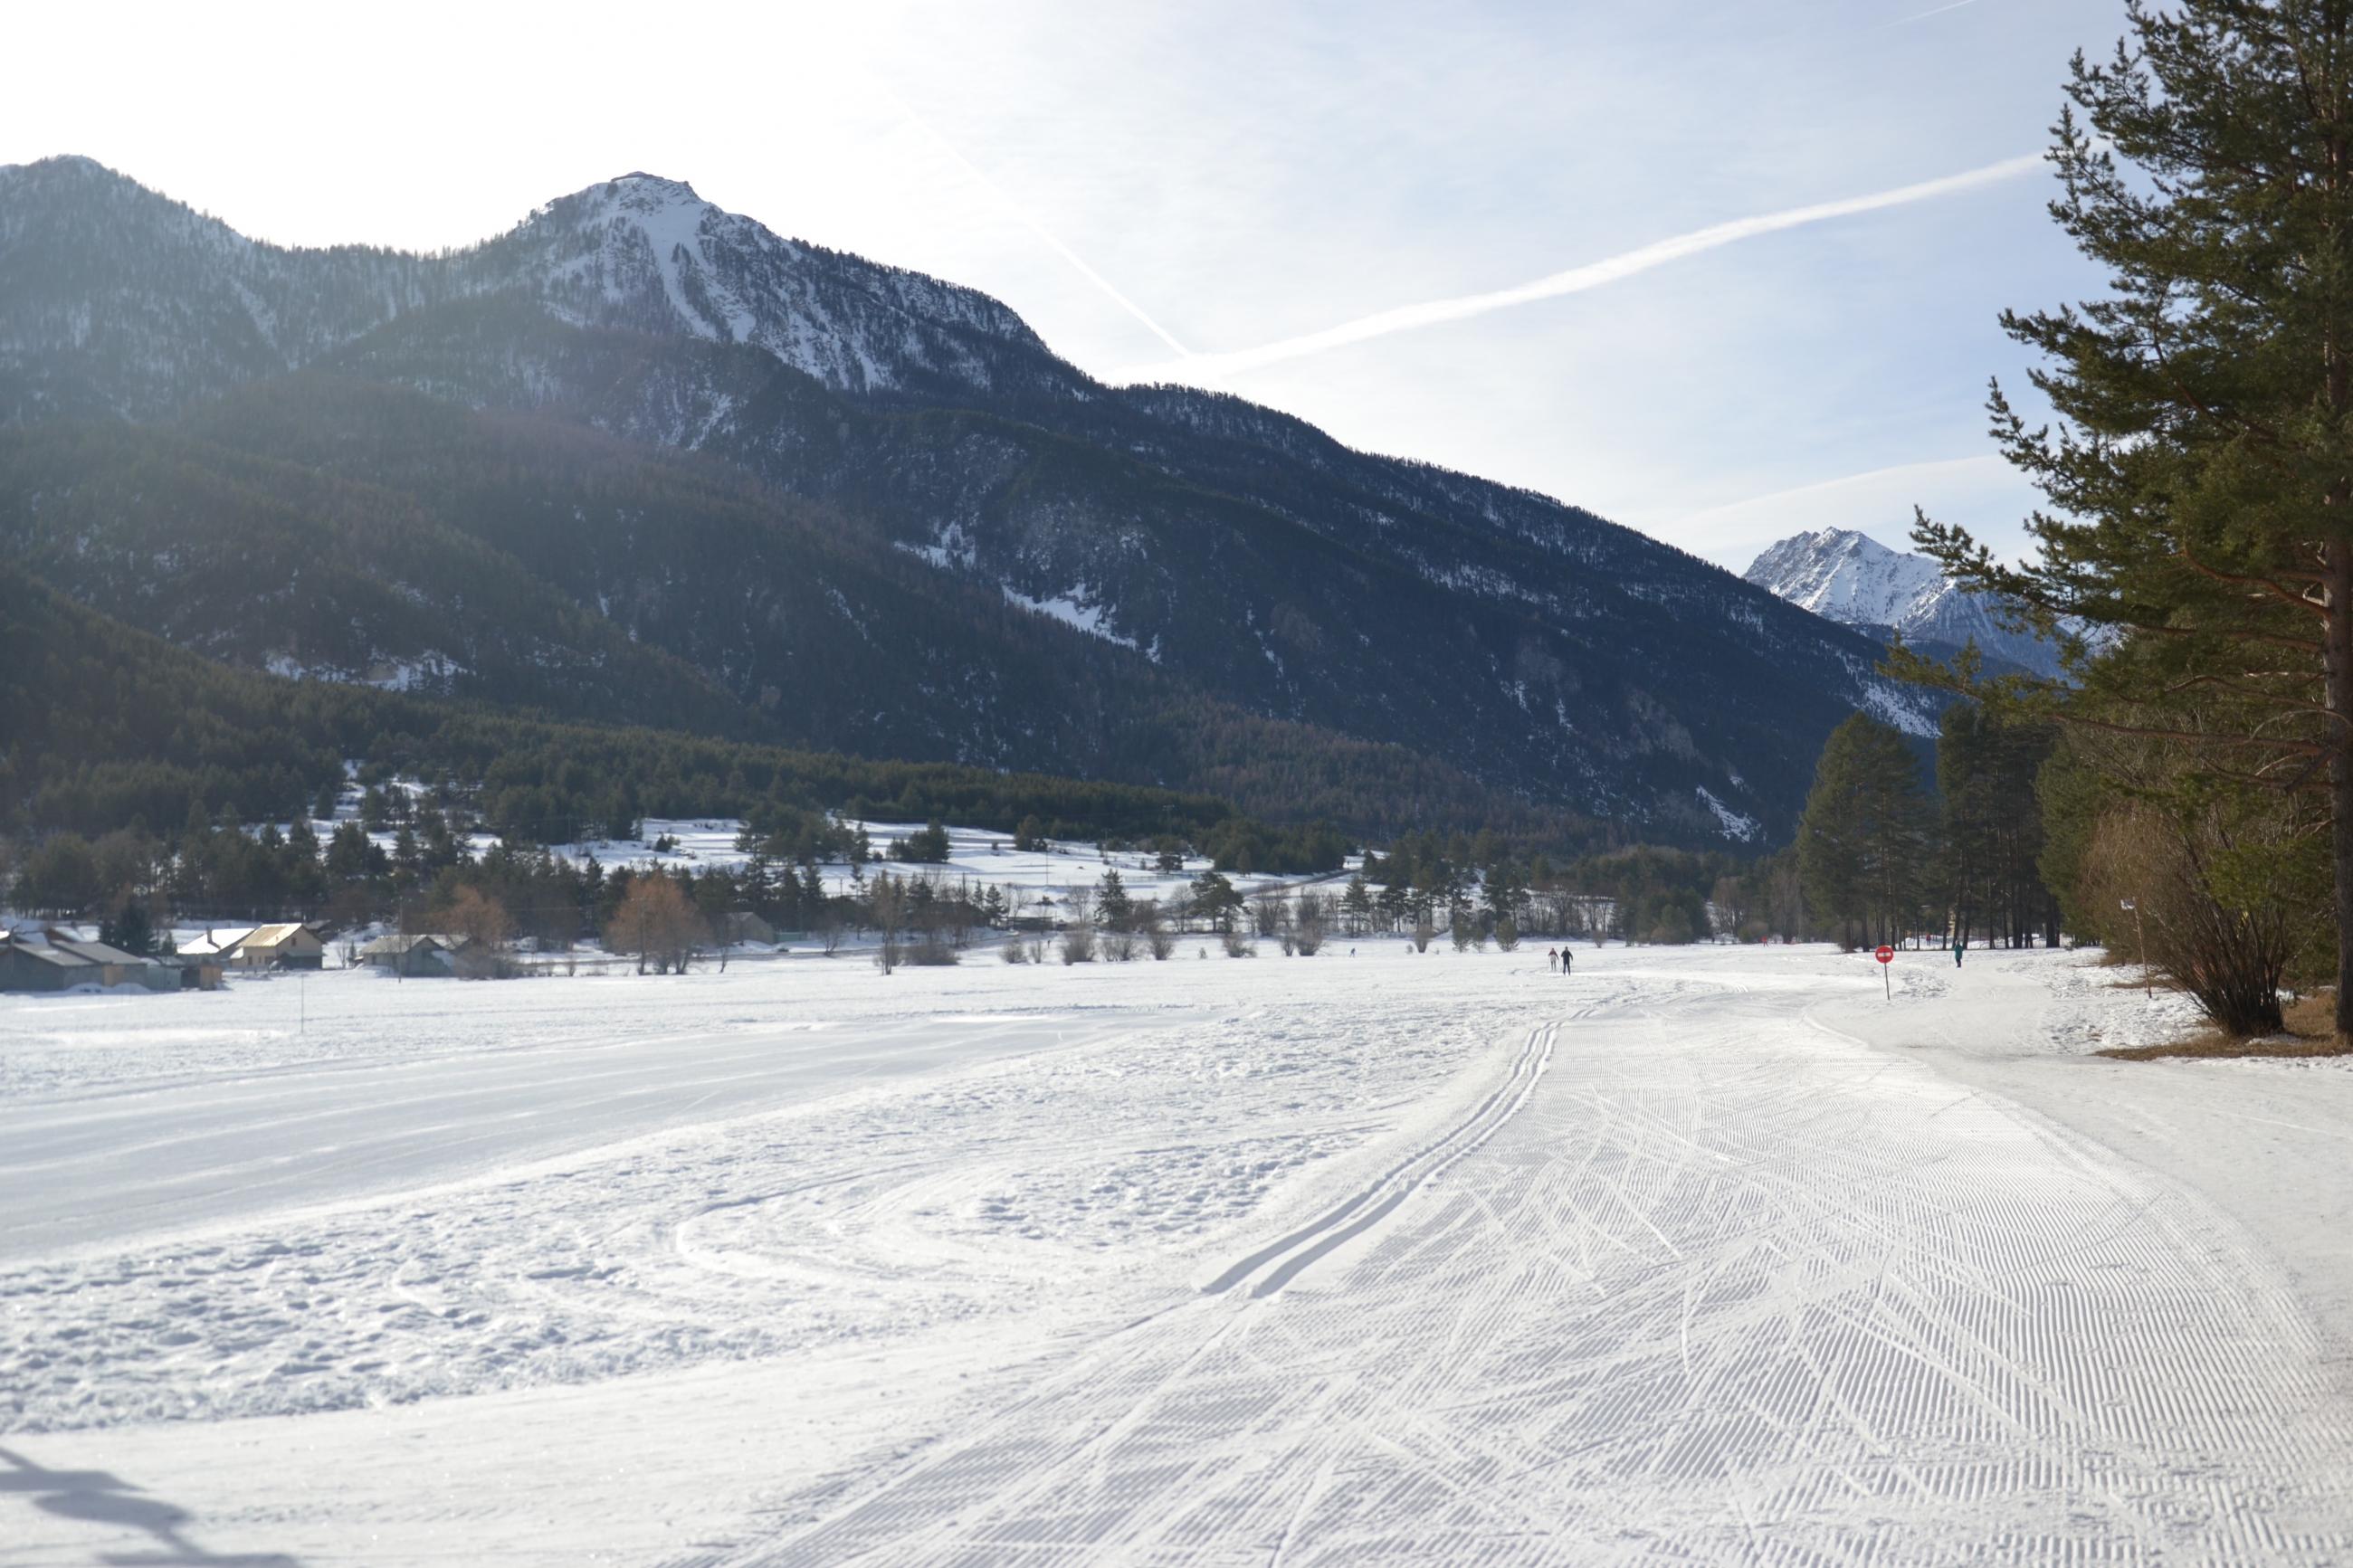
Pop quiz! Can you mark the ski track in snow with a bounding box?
[677,963,2353,1567]
[4,948,2350,1564]
[0,958,1517,1434]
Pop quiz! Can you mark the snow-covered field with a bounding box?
[5,945,2351,1563]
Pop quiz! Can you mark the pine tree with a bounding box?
[741,850,776,916]
[1097,868,1133,931]
[1910,2,2353,1031]
[1796,715,1933,948]
[100,897,155,956]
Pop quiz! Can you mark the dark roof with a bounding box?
[0,938,96,969]
[358,934,445,955]
[50,938,157,966]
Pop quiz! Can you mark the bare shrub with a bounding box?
[1137,902,1174,959]
[871,871,907,974]
[1251,889,1287,939]
[907,930,960,966]
[1061,925,1097,965]
[999,938,1027,964]
[1294,892,1329,956]
[2079,803,2296,1037]
[1222,926,1255,957]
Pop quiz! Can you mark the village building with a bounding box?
[176,927,253,964]
[237,923,327,970]
[719,911,776,946]
[171,958,225,991]
[178,923,327,971]
[48,936,177,991]
[0,933,174,993]
[357,934,454,978]
[0,935,100,993]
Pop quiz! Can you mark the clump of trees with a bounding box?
[1795,715,1936,951]
[1900,0,2353,1040]
[607,874,707,974]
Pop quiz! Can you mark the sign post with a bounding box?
[1874,944,1893,1001]
[2120,898,2149,1000]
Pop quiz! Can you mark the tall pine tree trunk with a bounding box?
[2329,69,2352,1041]
[2331,541,2353,1040]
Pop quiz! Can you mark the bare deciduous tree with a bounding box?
[606,876,704,975]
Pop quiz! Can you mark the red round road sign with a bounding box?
[1873,945,1894,964]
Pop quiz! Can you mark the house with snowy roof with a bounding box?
[177,923,326,970]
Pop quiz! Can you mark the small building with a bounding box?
[48,937,176,992]
[177,927,255,965]
[357,934,453,978]
[0,936,100,993]
[719,911,776,946]
[238,923,327,971]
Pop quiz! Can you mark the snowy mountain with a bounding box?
[1743,527,2063,679]
[0,156,1948,845]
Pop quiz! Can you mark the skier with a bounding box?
[1546,946,1558,973]
[1562,947,1574,976]
[1953,936,1966,969]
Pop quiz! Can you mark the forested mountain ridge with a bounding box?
[0,156,1939,843]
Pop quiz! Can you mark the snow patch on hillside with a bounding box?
[262,651,464,691]
[1001,584,1138,651]
[1858,679,1940,737]
[1695,786,1760,841]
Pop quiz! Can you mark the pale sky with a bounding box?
[4,0,2119,569]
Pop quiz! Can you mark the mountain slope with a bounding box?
[0,561,1276,853]
[0,157,1944,844]
[1744,527,2063,679]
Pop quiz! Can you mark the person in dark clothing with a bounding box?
[1953,936,1966,968]
[1562,947,1574,976]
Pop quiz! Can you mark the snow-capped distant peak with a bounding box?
[1745,527,2067,679]
[1743,527,1943,630]
[608,170,699,196]
[499,167,1053,399]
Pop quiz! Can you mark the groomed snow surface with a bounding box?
[4,944,2351,1564]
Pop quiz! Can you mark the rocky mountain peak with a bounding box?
[1744,527,2064,679]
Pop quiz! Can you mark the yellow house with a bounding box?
[183,924,326,971]
[236,923,327,970]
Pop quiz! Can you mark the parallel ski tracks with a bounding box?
[1202,1022,1555,1299]
[687,974,2353,1567]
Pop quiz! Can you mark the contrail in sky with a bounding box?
[1113,152,2044,385]
[1882,0,1987,25]
[879,86,1194,358]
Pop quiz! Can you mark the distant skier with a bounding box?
[1546,946,1558,973]
[1561,947,1574,976]
[1953,936,1966,969]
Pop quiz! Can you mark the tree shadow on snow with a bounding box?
[0,1446,302,1567]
